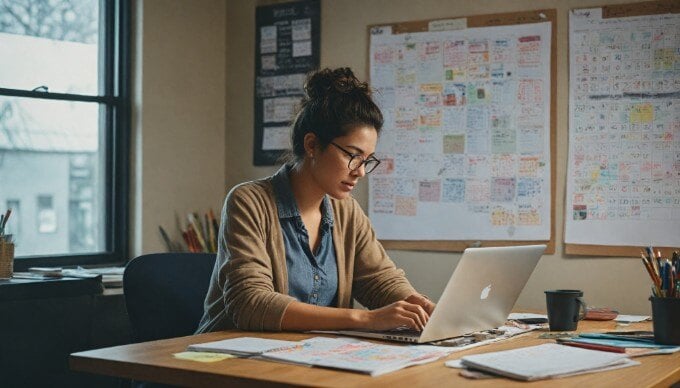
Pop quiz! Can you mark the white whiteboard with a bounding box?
[368,22,552,241]
[565,9,680,246]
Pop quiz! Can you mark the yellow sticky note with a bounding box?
[629,103,654,124]
[173,351,236,363]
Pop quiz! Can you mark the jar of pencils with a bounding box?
[641,248,680,345]
[0,240,13,279]
[650,297,680,345]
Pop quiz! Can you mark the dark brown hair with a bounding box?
[287,67,383,162]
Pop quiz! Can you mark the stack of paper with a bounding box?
[562,333,680,356]
[457,343,638,381]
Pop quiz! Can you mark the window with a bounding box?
[0,0,130,269]
[37,195,57,234]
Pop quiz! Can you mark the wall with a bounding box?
[223,0,656,314]
[131,0,227,255]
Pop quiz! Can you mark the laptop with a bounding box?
[337,244,546,343]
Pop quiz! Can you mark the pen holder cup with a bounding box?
[650,297,680,345]
[0,242,14,279]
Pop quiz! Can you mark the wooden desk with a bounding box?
[70,320,680,387]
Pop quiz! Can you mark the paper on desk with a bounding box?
[174,351,236,362]
[445,359,465,368]
[76,266,125,275]
[614,315,650,323]
[508,313,548,320]
[447,357,639,380]
[457,343,637,381]
[262,337,453,377]
[433,324,541,353]
[187,337,299,356]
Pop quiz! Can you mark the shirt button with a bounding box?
[314,275,319,280]
[312,293,317,298]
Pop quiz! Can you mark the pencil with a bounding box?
[559,340,625,353]
[640,255,662,297]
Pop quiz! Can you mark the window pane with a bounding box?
[0,0,100,95]
[0,96,105,257]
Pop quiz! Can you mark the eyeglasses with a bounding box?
[330,142,381,174]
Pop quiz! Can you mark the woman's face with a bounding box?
[309,125,378,200]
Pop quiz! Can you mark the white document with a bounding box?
[263,96,299,123]
[460,343,635,381]
[565,9,680,246]
[507,313,548,320]
[614,315,650,323]
[292,40,311,57]
[262,126,291,150]
[447,356,639,379]
[291,18,311,40]
[368,22,552,241]
[262,337,452,377]
[186,337,298,357]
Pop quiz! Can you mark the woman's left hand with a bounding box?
[404,294,435,315]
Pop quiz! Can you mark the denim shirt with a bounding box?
[271,166,338,306]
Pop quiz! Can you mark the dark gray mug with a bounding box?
[545,289,587,331]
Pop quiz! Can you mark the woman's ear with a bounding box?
[303,133,318,159]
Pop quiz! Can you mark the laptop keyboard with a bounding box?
[384,327,421,335]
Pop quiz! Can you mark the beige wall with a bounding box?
[134,0,657,315]
[131,0,227,255]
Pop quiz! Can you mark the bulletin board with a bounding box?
[565,0,680,257]
[253,0,320,165]
[366,9,557,254]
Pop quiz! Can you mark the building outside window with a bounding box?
[0,0,129,268]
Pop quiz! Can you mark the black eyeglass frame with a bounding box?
[329,142,381,174]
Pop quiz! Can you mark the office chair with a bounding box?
[123,253,217,343]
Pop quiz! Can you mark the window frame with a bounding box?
[0,0,131,270]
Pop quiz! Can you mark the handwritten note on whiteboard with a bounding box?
[368,22,552,241]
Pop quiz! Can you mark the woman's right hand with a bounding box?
[360,300,430,331]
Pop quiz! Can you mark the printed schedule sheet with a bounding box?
[368,22,552,241]
[566,9,680,246]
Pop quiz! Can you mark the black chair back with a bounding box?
[123,253,216,342]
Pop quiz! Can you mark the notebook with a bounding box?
[459,343,636,381]
[186,337,298,357]
[335,244,546,343]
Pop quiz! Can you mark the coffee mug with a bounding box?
[544,289,587,331]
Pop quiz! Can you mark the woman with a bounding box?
[197,67,434,333]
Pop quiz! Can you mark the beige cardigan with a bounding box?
[196,170,417,333]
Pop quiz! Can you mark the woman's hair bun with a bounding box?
[304,67,369,100]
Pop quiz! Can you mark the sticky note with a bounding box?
[173,351,236,363]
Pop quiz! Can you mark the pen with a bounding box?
[0,209,11,237]
[660,262,667,297]
[640,254,662,296]
[558,340,625,353]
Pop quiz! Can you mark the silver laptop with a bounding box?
[338,244,546,343]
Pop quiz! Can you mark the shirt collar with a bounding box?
[272,164,334,227]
